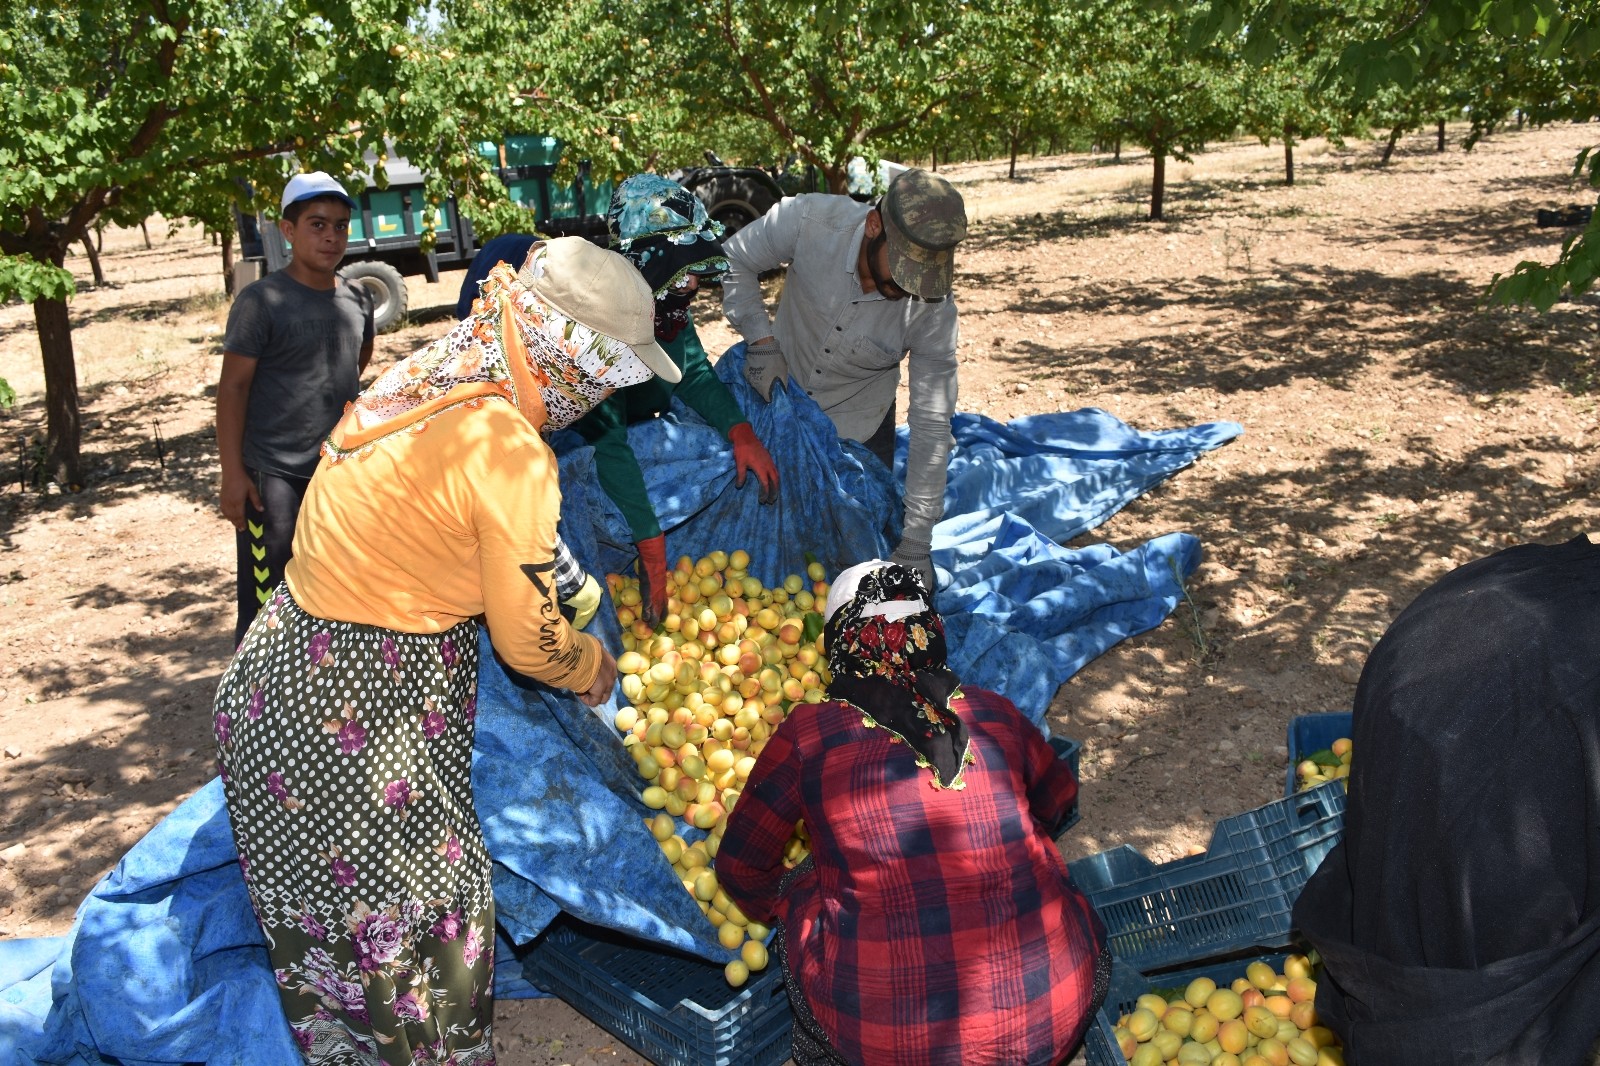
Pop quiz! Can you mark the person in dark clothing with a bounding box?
[1293,535,1600,1066]
[716,560,1108,1066]
[455,232,537,320]
[572,174,779,624]
[217,171,374,647]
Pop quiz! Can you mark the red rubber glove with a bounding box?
[728,423,779,505]
[635,534,669,624]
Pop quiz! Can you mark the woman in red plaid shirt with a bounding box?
[717,560,1109,1066]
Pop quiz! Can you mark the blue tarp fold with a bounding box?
[0,342,1239,1064]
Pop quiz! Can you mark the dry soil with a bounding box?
[1,122,1597,1063]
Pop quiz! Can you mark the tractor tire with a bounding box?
[340,260,408,333]
[693,174,780,238]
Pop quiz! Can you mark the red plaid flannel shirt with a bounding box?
[717,687,1105,1066]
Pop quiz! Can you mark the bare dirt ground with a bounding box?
[1,122,1597,1063]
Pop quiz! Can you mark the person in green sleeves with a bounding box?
[574,174,780,623]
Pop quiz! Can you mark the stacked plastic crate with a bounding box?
[1072,715,1351,1066]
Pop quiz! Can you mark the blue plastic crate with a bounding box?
[1285,712,1354,798]
[1067,783,1346,973]
[523,919,791,1066]
[1082,953,1292,1066]
[1049,733,1084,835]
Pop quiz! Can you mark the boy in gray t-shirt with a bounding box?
[217,172,374,645]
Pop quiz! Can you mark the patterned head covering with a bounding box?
[325,245,653,462]
[608,174,729,342]
[822,560,972,789]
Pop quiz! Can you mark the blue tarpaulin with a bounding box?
[0,344,1239,1064]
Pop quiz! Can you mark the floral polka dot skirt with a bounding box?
[215,588,496,1065]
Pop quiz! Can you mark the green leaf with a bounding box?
[802,611,825,645]
[0,254,75,304]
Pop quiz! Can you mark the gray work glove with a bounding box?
[743,339,789,402]
[889,532,937,594]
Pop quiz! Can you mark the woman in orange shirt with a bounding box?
[211,238,680,1065]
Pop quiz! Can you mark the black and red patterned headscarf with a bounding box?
[822,561,972,789]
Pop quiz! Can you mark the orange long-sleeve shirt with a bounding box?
[285,396,601,692]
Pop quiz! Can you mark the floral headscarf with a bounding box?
[607,174,729,342]
[822,560,972,789]
[325,244,653,462]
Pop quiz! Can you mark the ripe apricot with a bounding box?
[1128,1046,1163,1066]
[1255,1038,1290,1066]
[1218,1018,1250,1054]
[1286,1037,1319,1066]
[1134,994,1168,1020]
[1151,1031,1182,1059]
[1286,976,1317,1004]
[1244,1004,1279,1039]
[1207,988,1244,1021]
[1125,1007,1160,1041]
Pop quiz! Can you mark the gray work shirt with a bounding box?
[720,194,959,542]
[224,270,373,479]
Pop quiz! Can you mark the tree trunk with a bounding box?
[1008,128,1020,180]
[1150,149,1166,221]
[823,164,850,195]
[1437,118,1446,152]
[1380,127,1403,165]
[222,222,236,297]
[1284,126,1296,187]
[81,236,106,287]
[1113,136,1122,163]
[141,219,152,249]
[1049,133,1059,155]
[34,280,82,490]
[1516,110,1524,130]
[931,143,938,172]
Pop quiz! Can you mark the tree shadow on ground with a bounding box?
[0,410,220,544]
[993,263,1597,400]
[403,301,461,331]
[1049,424,1594,858]
[0,560,230,926]
[1310,198,1570,260]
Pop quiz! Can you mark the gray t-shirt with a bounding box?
[224,270,374,478]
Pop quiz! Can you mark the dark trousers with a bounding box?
[234,468,311,647]
[861,400,897,472]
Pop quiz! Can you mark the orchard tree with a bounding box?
[946,3,1101,180]
[1085,0,1246,221]
[0,0,634,489]
[582,0,999,195]
[1188,0,1600,308]
[0,0,425,488]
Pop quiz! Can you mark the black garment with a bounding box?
[233,469,310,647]
[821,562,969,788]
[862,399,897,471]
[1293,537,1600,1066]
[455,234,537,319]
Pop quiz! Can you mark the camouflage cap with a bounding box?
[880,168,967,300]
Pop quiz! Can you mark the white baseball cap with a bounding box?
[524,237,681,384]
[281,172,355,213]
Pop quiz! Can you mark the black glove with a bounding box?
[889,533,937,594]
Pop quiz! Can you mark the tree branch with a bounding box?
[715,0,810,165]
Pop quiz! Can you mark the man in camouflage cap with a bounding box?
[720,168,968,591]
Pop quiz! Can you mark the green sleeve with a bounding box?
[671,320,747,438]
[570,393,662,543]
